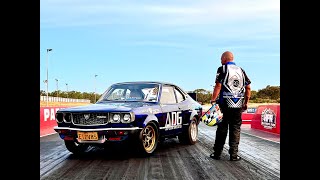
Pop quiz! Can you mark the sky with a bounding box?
[40,0,280,95]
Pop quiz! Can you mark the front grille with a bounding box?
[72,113,109,126]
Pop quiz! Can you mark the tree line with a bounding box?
[40,85,280,104]
[40,90,102,103]
[194,85,280,104]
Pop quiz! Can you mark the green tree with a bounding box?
[40,90,46,96]
[250,90,258,100]
[257,85,280,100]
[194,89,212,104]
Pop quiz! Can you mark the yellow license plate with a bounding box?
[77,131,98,140]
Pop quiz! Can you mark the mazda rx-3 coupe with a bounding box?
[54,81,203,155]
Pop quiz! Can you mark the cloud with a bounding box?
[124,41,192,49]
[40,0,280,48]
[41,0,279,28]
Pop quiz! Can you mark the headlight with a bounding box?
[110,112,135,123]
[64,113,72,123]
[56,113,63,123]
[121,113,131,123]
[123,112,135,123]
[112,114,121,123]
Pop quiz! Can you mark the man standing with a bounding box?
[210,51,251,161]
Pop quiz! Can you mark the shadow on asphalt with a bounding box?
[66,137,193,160]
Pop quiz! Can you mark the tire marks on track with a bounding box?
[197,123,280,179]
[40,123,280,180]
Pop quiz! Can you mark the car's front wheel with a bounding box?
[64,140,89,154]
[179,118,198,145]
[138,122,159,156]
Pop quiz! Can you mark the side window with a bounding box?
[160,86,176,104]
[174,88,185,103]
[144,87,159,102]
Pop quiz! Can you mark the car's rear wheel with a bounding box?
[64,140,89,154]
[179,118,198,145]
[138,122,159,156]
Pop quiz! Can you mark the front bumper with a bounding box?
[54,126,142,143]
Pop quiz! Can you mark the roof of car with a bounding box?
[113,81,179,86]
[108,81,189,95]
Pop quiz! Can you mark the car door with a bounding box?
[173,86,192,126]
[158,85,183,136]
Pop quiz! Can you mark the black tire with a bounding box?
[138,122,159,156]
[64,140,89,154]
[159,136,166,144]
[179,118,198,145]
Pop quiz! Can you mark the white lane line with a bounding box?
[241,131,280,144]
[40,132,57,138]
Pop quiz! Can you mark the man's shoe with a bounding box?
[210,153,221,160]
[230,156,242,161]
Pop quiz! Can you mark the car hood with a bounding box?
[58,102,155,113]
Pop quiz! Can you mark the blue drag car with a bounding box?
[54,81,203,155]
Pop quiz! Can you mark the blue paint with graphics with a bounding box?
[54,81,203,151]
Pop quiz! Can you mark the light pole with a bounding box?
[43,80,47,96]
[94,74,98,102]
[46,48,52,106]
[66,83,68,99]
[55,79,59,98]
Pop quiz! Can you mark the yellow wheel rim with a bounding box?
[142,125,156,153]
[191,121,198,141]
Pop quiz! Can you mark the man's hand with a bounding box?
[242,103,248,111]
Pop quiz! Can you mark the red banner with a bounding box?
[251,105,280,134]
[40,107,67,137]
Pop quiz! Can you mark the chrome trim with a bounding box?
[54,126,142,131]
[71,113,109,126]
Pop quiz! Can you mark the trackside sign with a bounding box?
[40,107,67,136]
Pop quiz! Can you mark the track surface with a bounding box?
[40,123,280,180]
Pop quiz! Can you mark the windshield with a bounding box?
[97,83,160,102]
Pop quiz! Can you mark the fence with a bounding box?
[40,96,90,103]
